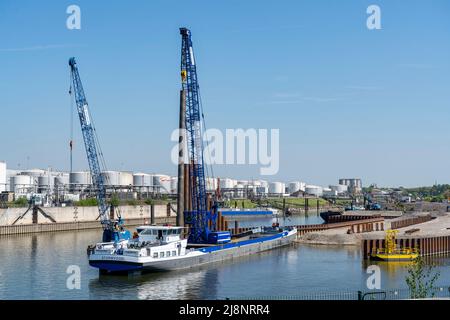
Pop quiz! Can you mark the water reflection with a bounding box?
[88,268,217,300]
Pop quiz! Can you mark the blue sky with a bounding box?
[0,0,449,187]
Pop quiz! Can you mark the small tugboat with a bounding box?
[370,230,419,261]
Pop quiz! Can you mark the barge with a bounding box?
[88,225,297,274]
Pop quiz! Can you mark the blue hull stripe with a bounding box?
[89,261,143,272]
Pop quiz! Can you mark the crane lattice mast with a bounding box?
[69,57,121,242]
[180,28,214,243]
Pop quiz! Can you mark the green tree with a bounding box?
[14,197,28,207]
[74,198,98,207]
[109,194,120,207]
[405,256,440,299]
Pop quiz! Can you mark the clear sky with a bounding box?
[0,0,449,187]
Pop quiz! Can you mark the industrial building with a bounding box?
[339,178,363,194]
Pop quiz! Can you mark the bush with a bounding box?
[74,198,98,207]
[405,256,440,299]
[109,194,120,207]
[126,199,138,206]
[14,197,28,207]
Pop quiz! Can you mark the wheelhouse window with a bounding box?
[172,251,177,256]
[153,252,158,258]
[160,252,165,258]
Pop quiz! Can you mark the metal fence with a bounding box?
[227,286,450,300]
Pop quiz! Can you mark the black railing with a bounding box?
[227,286,450,300]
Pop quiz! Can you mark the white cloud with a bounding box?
[0,44,84,52]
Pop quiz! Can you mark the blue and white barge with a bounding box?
[88,225,297,274]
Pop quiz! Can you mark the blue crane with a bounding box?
[68,57,130,242]
[180,28,230,244]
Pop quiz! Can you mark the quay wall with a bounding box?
[0,205,176,227]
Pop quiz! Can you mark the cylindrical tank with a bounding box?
[133,173,152,187]
[54,175,69,186]
[269,182,285,194]
[54,175,69,194]
[10,175,35,193]
[288,182,303,194]
[260,180,269,188]
[250,180,262,187]
[20,169,45,178]
[322,187,336,197]
[69,171,91,185]
[119,171,133,186]
[330,184,348,194]
[102,171,120,186]
[38,176,54,193]
[219,178,234,189]
[153,174,171,193]
[305,185,323,197]
[170,177,178,194]
[206,177,218,191]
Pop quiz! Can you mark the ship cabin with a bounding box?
[136,226,184,244]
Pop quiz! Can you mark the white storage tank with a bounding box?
[70,171,91,185]
[330,184,348,194]
[153,174,171,193]
[219,178,234,189]
[206,177,218,191]
[102,171,120,186]
[54,174,69,186]
[170,177,178,193]
[133,173,152,187]
[38,176,54,193]
[305,185,323,197]
[119,171,133,186]
[269,182,285,194]
[20,169,45,178]
[260,180,269,188]
[322,187,337,197]
[10,175,35,193]
[288,181,306,194]
[0,161,6,193]
[250,180,261,187]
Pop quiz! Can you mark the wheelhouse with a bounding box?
[136,226,184,243]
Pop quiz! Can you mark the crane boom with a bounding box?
[69,57,128,242]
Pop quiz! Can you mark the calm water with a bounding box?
[0,217,449,299]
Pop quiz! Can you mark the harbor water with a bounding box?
[0,216,449,299]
